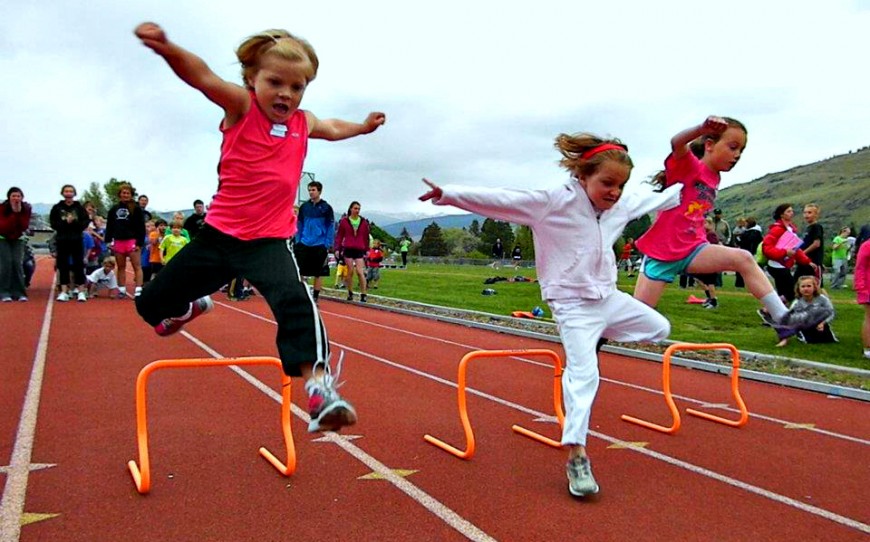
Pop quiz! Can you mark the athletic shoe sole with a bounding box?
[308,400,358,433]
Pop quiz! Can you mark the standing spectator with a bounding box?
[159,220,189,265]
[183,199,207,239]
[172,211,191,240]
[794,203,824,286]
[712,208,732,246]
[148,219,166,277]
[294,181,335,302]
[732,217,747,247]
[761,204,813,304]
[106,183,146,298]
[829,227,851,289]
[365,240,384,289]
[691,216,721,309]
[141,220,155,283]
[512,244,522,265]
[854,225,870,359]
[49,184,90,302]
[399,237,411,267]
[334,201,371,302]
[138,194,153,222]
[735,216,763,288]
[619,237,635,277]
[21,234,36,289]
[0,187,33,302]
[492,238,505,262]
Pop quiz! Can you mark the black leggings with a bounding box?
[766,265,795,303]
[56,236,86,287]
[135,226,328,376]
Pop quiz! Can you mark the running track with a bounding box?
[2,260,869,541]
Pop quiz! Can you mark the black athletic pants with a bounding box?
[135,225,329,376]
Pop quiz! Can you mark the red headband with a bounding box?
[581,143,628,160]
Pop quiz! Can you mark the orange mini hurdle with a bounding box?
[127,356,295,494]
[621,343,749,434]
[424,349,565,460]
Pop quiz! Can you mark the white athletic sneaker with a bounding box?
[566,456,599,497]
[56,292,70,302]
[77,291,87,302]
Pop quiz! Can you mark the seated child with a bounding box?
[776,275,835,347]
[87,256,120,298]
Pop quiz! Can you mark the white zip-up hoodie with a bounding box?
[432,179,681,301]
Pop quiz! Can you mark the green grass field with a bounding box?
[333,263,870,372]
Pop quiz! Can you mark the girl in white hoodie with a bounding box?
[419,132,681,498]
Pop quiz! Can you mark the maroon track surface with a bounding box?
[2,260,869,541]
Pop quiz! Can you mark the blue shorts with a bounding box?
[640,244,708,283]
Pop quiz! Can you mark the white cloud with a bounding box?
[1,0,868,219]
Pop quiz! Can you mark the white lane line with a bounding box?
[214,300,870,535]
[178,331,496,542]
[0,289,55,542]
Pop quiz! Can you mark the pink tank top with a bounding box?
[206,98,308,240]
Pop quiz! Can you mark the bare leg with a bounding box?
[633,273,669,307]
[686,245,774,300]
[116,254,127,291]
[130,249,143,287]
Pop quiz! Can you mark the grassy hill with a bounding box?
[717,146,870,234]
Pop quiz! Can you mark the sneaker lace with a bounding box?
[312,350,346,396]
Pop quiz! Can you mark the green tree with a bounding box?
[442,227,480,257]
[479,218,514,254]
[80,181,108,216]
[418,222,448,256]
[623,215,652,244]
[399,227,412,240]
[103,178,137,206]
[515,225,535,261]
[468,219,481,237]
[369,221,398,249]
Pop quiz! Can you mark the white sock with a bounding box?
[864,349,870,359]
[761,292,788,322]
[119,286,127,294]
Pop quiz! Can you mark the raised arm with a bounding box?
[306,111,386,141]
[134,22,249,122]
[419,178,549,227]
[670,116,728,159]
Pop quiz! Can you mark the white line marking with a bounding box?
[178,331,496,542]
[213,301,870,535]
[0,289,56,542]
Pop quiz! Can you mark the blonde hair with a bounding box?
[171,219,184,229]
[554,133,632,179]
[103,256,116,267]
[236,30,319,89]
[794,275,820,298]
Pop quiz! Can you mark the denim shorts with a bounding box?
[640,243,708,283]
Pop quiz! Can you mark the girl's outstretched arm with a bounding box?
[670,116,728,158]
[134,22,248,121]
[307,111,386,141]
[418,178,549,227]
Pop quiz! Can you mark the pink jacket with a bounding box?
[334,216,370,253]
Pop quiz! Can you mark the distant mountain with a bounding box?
[381,213,487,239]
[717,146,870,234]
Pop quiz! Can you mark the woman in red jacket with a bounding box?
[761,203,814,303]
[0,187,33,301]
[334,201,370,302]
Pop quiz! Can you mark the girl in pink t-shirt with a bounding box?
[633,116,824,330]
[132,22,385,433]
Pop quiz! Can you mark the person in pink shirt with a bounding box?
[132,22,385,433]
[855,226,870,359]
[633,116,829,332]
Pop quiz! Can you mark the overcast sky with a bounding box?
[2,0,868,219]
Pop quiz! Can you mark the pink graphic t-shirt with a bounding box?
[206,96,308,241]
[635,151,720,261]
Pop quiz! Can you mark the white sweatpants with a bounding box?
[549,290,670,446]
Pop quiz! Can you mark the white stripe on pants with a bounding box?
[550,290,670,446]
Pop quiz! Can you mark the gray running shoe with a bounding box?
[307,352,357,433]
[566,456,599,497]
